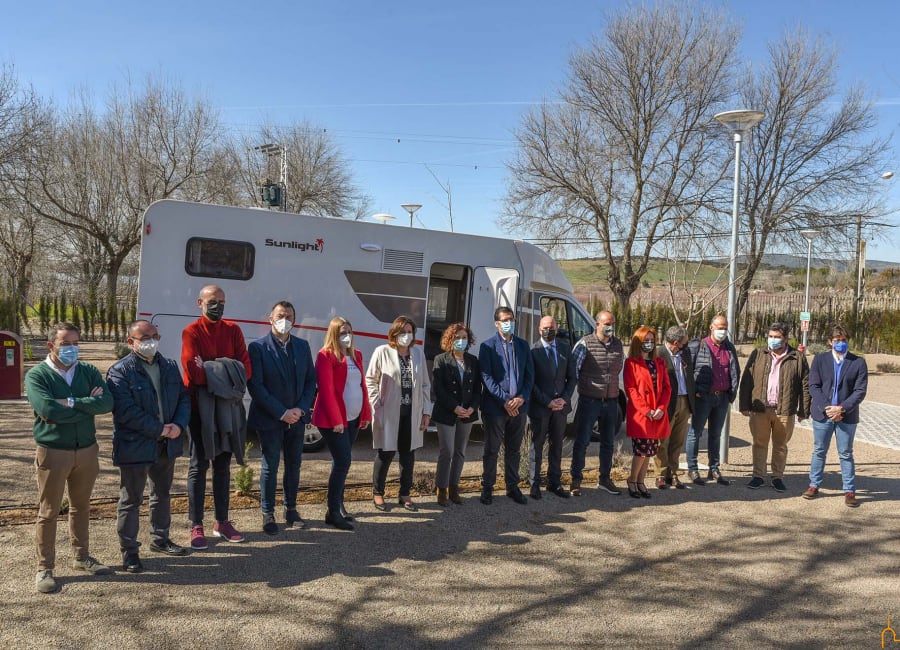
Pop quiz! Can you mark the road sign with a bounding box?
[801,320,809,332]
[800,311,811,322]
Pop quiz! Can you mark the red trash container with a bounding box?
[0,331,24,399]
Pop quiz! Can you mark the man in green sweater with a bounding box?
[25,322,114,594]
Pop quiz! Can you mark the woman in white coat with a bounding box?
[367,315,433,511]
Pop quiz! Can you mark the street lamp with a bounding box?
[371,213,396,225]
[714,109,764,466]
[856,171,897,319]
[800,229,820,350]
[255,143,287,211]
[400,203,422,228]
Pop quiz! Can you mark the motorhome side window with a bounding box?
[185,238,255,281]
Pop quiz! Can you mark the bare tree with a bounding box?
[235,121,370,218]
[17,77,221,339]
[503,3,739,308]
[734,28,891,321]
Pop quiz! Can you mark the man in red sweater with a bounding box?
[182,285,252,549]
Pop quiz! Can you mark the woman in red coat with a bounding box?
[624,326,672,499]
[312,317,371,530]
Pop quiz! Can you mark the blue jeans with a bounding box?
[570,396,618,483]
[318,418,360,512]
[258,425,304,515]
[809,419,857,492]
[686,392,730,473]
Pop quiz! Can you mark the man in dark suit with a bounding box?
[478,306,535,505]
[655,325,695,489]
[804,323,868,507]
[528,316,577,499]
[248,301,317,534]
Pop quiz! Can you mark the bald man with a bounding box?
[181,285,252,549]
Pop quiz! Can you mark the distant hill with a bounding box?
[706,254,900,272]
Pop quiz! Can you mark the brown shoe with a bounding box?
[437,487,449,507]
[570,480,582,497]
[448,485,462,505]
[844,492,859,508]
[598,479,621,495]
[656,476,669,490]
[801,486,818,500]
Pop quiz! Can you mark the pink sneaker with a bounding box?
[190,525,208,550]
[213,520,245,543]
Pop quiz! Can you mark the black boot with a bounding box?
[325,509,354,531]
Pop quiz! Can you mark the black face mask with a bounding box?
[540,328,557,342]
[205,301,224,322]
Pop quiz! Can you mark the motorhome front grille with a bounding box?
[382,249,424,274]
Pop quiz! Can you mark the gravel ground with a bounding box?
[0,344,897,648]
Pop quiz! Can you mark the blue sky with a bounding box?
[3,1,899,262]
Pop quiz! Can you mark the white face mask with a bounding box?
[135,339,158,358]
[273,318,292,336]
[713,328,728,342]
[397,333,413,348]
[339,334,353,348]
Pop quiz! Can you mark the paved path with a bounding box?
[794,400,900,450]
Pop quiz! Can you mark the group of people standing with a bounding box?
[24,285,868,595]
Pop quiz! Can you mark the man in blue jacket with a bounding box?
[803,323,868,507]
[248,301,316,534]
[107,320,192,573]
[478,306,534,505]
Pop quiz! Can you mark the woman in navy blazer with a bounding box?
[247,301,317,534]
[804,323,868,506]
[431,323,482,506]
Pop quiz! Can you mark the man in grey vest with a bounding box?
[569,310,624,496]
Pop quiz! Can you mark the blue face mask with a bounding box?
[499,320,515,335]
[453,338,467,351]
[56,345,79,366]
[832,340,849,354]
[767,338,783,350]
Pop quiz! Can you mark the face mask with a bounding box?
[540,328,556,342]
[339,334,353,348]
[453,338,467,351]
[205,301,224,322]
[56,345,79,366]
[713,329,727,342]
[602,325,615,338]
[767,338,783,351]
[273,318,292,336]
[397,333,413,348]
[641,341,655,352]
[832,340,849,354]
[136,339,159,358]
[499,320,515,335]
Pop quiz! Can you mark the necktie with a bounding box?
[547,345,557,368]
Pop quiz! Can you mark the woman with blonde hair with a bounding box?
[623,326,671,499]
[431,323,482,506]
[311,317,371,530]
[366,315,433,511]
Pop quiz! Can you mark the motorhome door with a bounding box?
[471,266,519,334]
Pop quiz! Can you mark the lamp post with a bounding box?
[371,213,396,225]
[800,229,820,350]
[256,143,287,211]
[714,109,764,466]
[400,203,422,228]
[856,171,897,320]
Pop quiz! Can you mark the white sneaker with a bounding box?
[35,569,57,593]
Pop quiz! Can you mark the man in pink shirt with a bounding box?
[738,322,811,492]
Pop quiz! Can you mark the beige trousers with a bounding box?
[34,443,100,570]
[749,409,795,479]
[655,395,691,478]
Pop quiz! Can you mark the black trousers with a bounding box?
[117,447,176,553]
[482,411,526,491]
[187,412,232,525]
[530,409,567,489]
[373,413,415,497]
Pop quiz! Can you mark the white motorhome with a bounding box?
[137,200,597,449]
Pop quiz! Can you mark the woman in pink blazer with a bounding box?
[624,326,672,499]
[312,317,371,530]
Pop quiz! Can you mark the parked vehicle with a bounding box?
[137,199,598,450]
